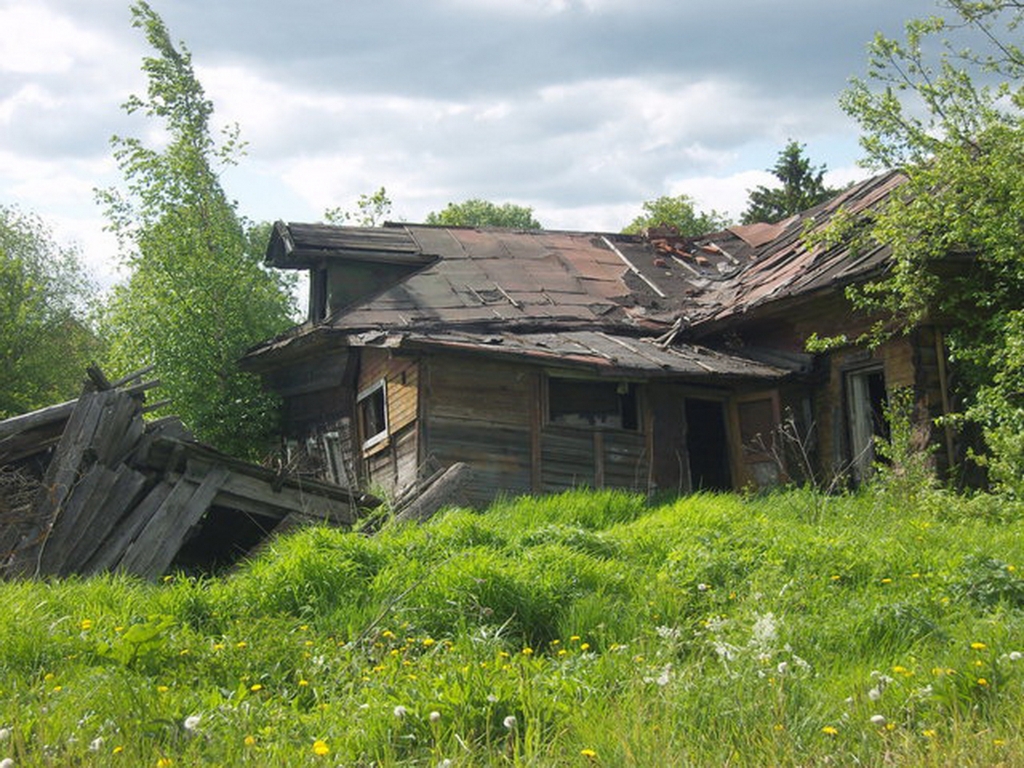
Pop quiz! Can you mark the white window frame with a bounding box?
[357,379,389,450]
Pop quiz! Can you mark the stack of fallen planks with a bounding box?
[0,366,377,580]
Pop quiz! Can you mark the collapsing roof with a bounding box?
[0,368,377,580]
[248,170,904,377]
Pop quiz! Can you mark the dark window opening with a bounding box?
[357,380,388,449]
[549,378,638,430]
[685,398,732,491]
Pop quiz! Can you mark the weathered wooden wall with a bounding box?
[357,349,420,496]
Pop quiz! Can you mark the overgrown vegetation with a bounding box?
[0,485,1020,766]
[841,0,1024,494]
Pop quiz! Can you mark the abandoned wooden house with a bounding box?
[243,169,956,505]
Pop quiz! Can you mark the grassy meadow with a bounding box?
[1,485,1022,766]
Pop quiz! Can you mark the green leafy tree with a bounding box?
[425,199,542,229]
[324,187,394,227]
[98,2,295,457]
[741,140,838,224]
[840,1,1024,493]
[622,195,731,236]
[0,206,103,417]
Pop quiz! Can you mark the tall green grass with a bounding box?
[0,487,1022,765]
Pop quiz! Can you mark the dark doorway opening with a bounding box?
[847,368,888,482]
[171,507,279,575]
[685,398,732,491]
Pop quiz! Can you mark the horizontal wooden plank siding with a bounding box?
[541,425,596,491]
[422,356,536,504]
[602,430,649,491]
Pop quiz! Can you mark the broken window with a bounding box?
[357,380,388,449]
[548,378,638,430]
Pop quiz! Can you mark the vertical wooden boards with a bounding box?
[116,466,229,579]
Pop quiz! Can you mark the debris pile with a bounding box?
[0,366,377,580]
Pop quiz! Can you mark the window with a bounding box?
[548,378,638,430]
[357,380,388,449]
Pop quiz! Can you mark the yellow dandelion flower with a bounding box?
[994,738,1006,747]
[113,745,124,754]
[80,619,93,631]
[922,729,937,738]
[558,649,568,656]
[52,685,62,692]
[382,630,396,639]
[581,643,591,651]
[250,683,263,692]
[244,735,256,746]
[880,578,892,584]
[422,638,436,647]
[550,639,560,646]
[977,677,988,686]
[821,726,838,736]
[304,640,314,647]
[157,758,173,767]
[213,643,224,651]
[971,642,987,650]
[580,748,598,758]
[179,649,189,656]
[298,679,309,686]
[522,647,533,656]
[156,685,169,693]
[162,575,173,583]
[312,739,330,756]
[830,574,841,581]
[299,624,309,631]
[235,641,247,649]
[570,635,581,642]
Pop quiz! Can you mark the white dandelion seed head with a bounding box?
[503,715,517,730]
[697,583,710,592]
[429,711,441,723]
[438,760,453,768]
[487,694,499,703]
[1009,651,1022,661]
[868,687,882,701]
[89,737,104,752]
[777,661,789,675]
[0,728,9,741]
[870,714,887,727]
[393,705,407,718]
[0,758,14,768]
[183,714,201,732]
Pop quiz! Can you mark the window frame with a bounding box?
[356,379,389,450]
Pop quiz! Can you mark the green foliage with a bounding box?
[323,186,394,227]
[424,198,542,229]
[741,140,838,224]
[0,206,103,417]
[97,2,295,456]
[840,1,1024,493]
[2,488,1024,765]
[622,194,731,236]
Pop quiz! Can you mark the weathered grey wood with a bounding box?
[92,393,143,467]
[0,424,65,464]
[0,399,77,442]
[37,464,117,575]
[80,480,175,575]
[118,466,229,579]
[59,465,148,575]
[393,462,473,524]
[29,390,112,517]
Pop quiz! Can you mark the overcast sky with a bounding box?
[1,0,937,286]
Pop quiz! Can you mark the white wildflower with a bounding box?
[487,694,499,704]
[751,613,778,648]
[183,714,202,732]
[697,583,710,592]
[89,737,104,752]
[0,728,8,741]
[868,687,882,701]
[438,760,453,768]
[394,705,407,718]
[429,711,442,724]
[503,715,517,730]
[1009,651,1022,661]
[777,661,789,675]
[870,714,887,727]
[0,759,14,768]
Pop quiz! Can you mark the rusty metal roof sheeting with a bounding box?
[253,171,906,371]
[348,329,793,379]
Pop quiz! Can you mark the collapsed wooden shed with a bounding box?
[0,367,377,580]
